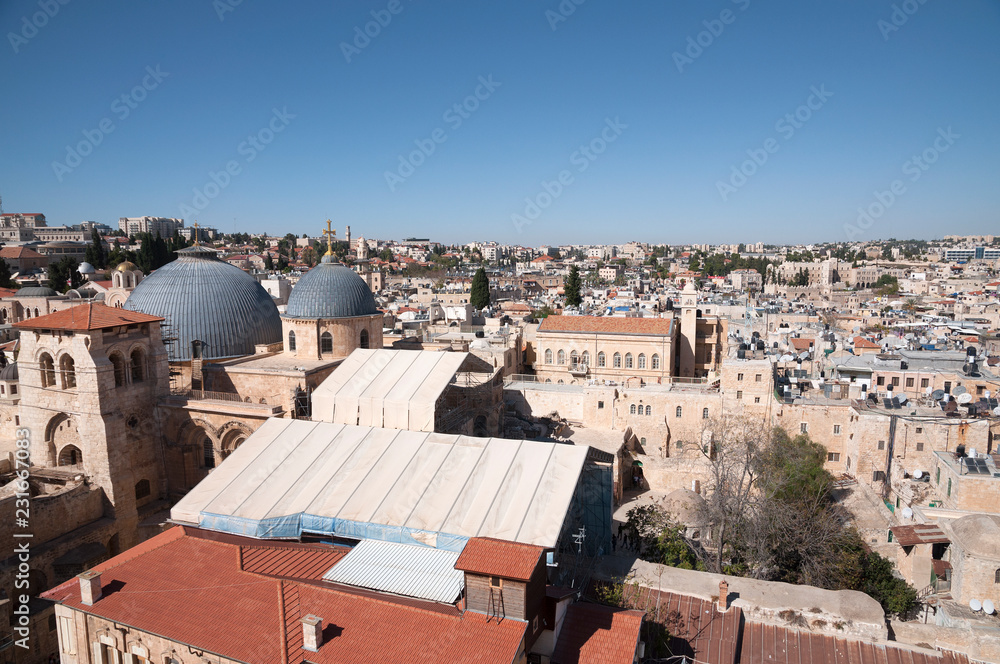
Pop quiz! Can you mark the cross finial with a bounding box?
[192,221,200,246]
[323,219,336,256]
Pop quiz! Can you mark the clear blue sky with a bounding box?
[2,0,998,245]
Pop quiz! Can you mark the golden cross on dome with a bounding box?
[192,221,200,246]
[323,219,336,255]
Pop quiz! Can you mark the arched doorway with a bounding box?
[58,445,83,466]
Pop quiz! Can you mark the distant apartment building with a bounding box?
[776,258,843,287]
[729,269,762,292]
[119,216,184,237]
[588,246,615,260]
[599,264,624,282]
[0,212,46,242]
[944,247,1000,261]
[178,225,217,242]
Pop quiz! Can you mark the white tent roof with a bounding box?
[311,349,469,432]
[171,419,588,550]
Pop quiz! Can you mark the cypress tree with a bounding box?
[470,267,490,310]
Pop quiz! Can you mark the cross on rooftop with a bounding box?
[192,221,200,246]
[323,219,336,255]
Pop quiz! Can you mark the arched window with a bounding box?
[320,331,333,354]
[676,406,682,418]
[625,353,633,369]
[597,352,606,367]
[203,437,215,469]
[557,350,566,365]
[130,349,145,382]
[613,352,622,368]
[60,355,76,389]
[545,349,553,364]
[995,568,1000,584]
[33,308,39,318]
[288,331,296,351]
[630,404,636,414]
[39,353,56,387]
[638,354,646,369]
[645,405,651,416]
[652,354,660,370]
[581,351,590,366]
[58,445,82,466]
[570,351,578,366]
[135,479,151,500]
[360,329,370,349]
[702,407,709,419]
[109,353,126,387]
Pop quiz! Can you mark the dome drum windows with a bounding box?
[320,331,333,355]
[288,331,297,352]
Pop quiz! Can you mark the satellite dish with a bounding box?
[954,385,968,396]
[898,394,908,405]
[984,600,996,615]
[902,507,913,519]
[970,599,982,612]
[957,392,973,405]
[993,407,1000,417]
[913,471,922,479]
[931,390,945,401]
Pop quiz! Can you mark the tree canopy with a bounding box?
[470,267,490,310]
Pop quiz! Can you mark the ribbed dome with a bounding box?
[285,256,378,319]
[0,363,17,382]
[18,286,57,297]
[124,246,282,361]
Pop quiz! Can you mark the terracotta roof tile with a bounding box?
[539,314,675,336]
[240,542,349,581]
[43,528,527,664]
[13,302,163,331]
[0,246,45,259]
[550,603,643,664]
[455,537,545,582]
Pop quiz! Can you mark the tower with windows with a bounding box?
[14,302,169,551]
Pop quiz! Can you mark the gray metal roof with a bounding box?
[322,538,463,604]
[284,256,378,319]
[123,245,282,361]
[17,286,58,297]
[0,362,17,381]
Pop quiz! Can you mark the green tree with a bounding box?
[47,257,82,293]
[84,233,107,269]
[263,252,274,271]
[470,267,490,310]
[564,265,582,307]
[0,257,15,289]
[379,248,394,262]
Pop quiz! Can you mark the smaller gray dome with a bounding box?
[0,363,17,382]
[78,262,96,274]
[17,286,58,297]
[285,256,378,319]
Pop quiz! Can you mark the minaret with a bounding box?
[345,225,351,247]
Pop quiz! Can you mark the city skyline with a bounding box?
[2,1,998,244]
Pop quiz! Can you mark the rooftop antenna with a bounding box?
[572,525,586,554]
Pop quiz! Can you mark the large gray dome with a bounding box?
[124,246,282,361]
[18,286,58,297]
[285,256,378,319]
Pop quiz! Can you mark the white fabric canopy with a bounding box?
[312,349,469,432]
[171,419,589,550]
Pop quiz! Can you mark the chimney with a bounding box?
[301,615,323,652]
[78,571,102,606]
[718,580,729,612]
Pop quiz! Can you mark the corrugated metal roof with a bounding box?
[323,539,463,604]
[124,245,282,361]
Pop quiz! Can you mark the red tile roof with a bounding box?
[790,338,815,352]
[740,620,968,664]
[240,541,349,581]
[550,603,643,664]
[455,537,545,582]
[13,302,163,331]
[539,315,675,337]
[43,527,527,664]
[0,246,45,259]
[0,287,18,298]
[852,337,881,349]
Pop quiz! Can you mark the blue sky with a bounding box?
[1,0,998,245]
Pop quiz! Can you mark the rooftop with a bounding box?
[539,314,675,337]
[454,537,545,582]
[13,302,163,331]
